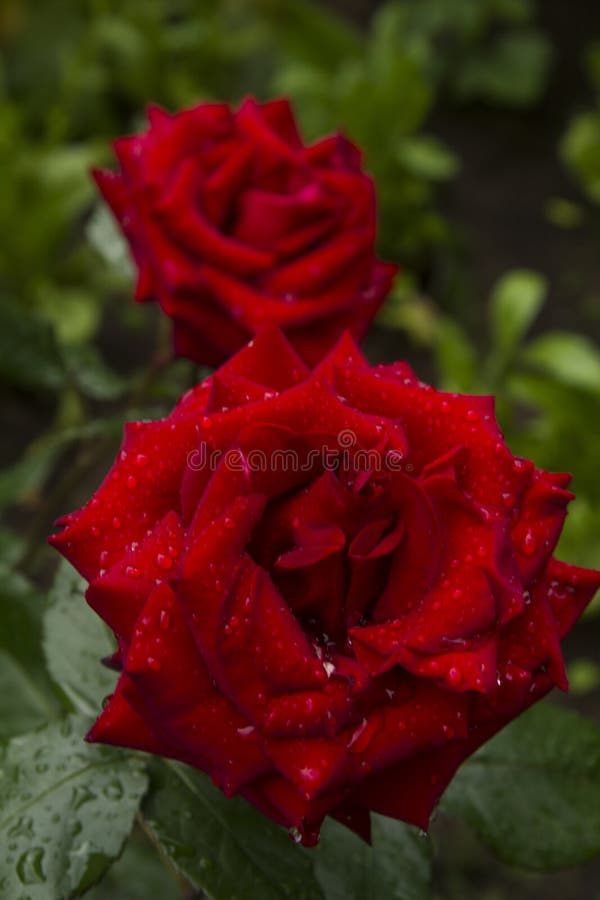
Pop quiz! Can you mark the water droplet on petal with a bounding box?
[521,529,537,556]
[237,725,255,738]
[322,660,336,678]
[155,553,173,571]
[447,667,463,687]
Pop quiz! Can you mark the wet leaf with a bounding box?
[86,828,181,900]
[315,815,432,900]
[44,561,117,717]
[442,703,600,870]
[142,759,324,900]
[0,714,148,899]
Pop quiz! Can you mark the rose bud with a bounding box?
[50,327,599,846]
[93,97,397,366]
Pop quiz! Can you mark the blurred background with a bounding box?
[0,1,599,897]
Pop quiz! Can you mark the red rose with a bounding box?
[94,97,396,366]
[50,327,599,845]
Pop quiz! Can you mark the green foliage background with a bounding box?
[0,1,599,898]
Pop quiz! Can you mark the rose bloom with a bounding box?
[94,97,396,366]
[51,327,599,846]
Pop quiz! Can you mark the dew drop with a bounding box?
[124,565,141,579]
[155,553,173,571]
[126,475,137,489]
[147,656,162,672]
[134,453,148,467]
[521,529,537,556]
[447,667,463,688]
[103,780,124,800]
[16,848,45,886]
[159,609,171,631]
[72,785,95,809]
[237,725,255,738]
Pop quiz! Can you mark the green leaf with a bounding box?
[44,561,117,717]
[36,284,101,346]
[259,0,362,70]
[0,299,65,392]
[0,714,148,899]
[490,268,547,356]
[0,567,60,739]
[396,135,459,181]
[0,529,24,567]
[86,203,134,281]
[63,343,128,401]
[86,829,181,900]
[455,30,552,107]
[567,659,600,695]
[544,196,584,229]
[522,331,600,392]
[315,815,432,900]
[561,112,600,204]
[442,703,600,870]
[0,416,125,515]
[0,438,64,513]
[377,275,440,345]
[141,760,324,900]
